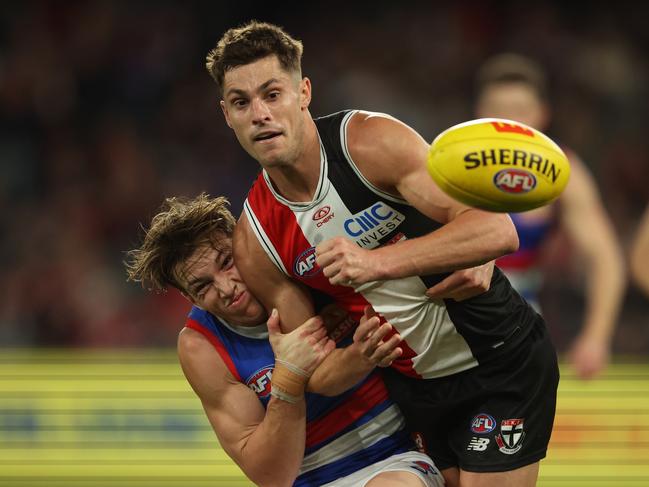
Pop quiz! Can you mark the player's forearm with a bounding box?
[630,211,649,296]
[306,347,373,396]
[374,209,518,280]
[582,246,626,342]
[237,398,306,486]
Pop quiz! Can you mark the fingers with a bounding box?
[316,335,336,357]
[377,344,403,367]
[425,273,463,299]
[363,305,377,321]
[425,264,493,301]
[298,315,325,336]
[369,332,403,367]
[363,323,394,357]
[266,308,281,335]
[354,315,381,343]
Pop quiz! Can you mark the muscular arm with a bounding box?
[560,156,626,378]
[177,327,304,486]
[317,112,518,286]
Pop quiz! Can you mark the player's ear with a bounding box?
[220,100,233,128]
[299,77,311,110]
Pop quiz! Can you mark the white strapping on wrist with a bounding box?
[270,387,302,404]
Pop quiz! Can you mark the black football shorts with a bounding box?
[382,316,559,472]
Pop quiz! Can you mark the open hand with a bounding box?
[267,309,336,376]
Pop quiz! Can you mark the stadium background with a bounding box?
[1,1,648,486]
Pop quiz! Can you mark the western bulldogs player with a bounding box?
[208,22,559,487]
[125,194,443,487]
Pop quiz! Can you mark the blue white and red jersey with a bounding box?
[496,212,554,310]
[185,306,414,486]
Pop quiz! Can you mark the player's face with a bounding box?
[476,82,549,131]
[180,238,267,327]
[220,55,311,168]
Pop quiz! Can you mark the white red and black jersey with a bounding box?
[244,110,538,379]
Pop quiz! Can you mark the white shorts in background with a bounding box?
[321,451,445,487]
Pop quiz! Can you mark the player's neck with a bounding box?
[265,118,321,203]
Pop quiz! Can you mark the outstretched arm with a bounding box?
[560,156,626,379]
[316,112,518,287]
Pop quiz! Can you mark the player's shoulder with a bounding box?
[346,110,423,150]
[345,110,428,185]
[177,327,232,383]
[178,326,215,360]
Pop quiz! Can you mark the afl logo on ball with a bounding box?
[493,169,537,194]
[471,413,496,434]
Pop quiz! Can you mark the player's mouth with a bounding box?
[253,130,283,144]
[228,290,247,308]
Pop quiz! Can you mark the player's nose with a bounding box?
[251,98,271,124]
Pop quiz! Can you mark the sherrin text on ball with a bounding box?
[427,118,570,212]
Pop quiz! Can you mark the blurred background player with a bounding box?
[474,53,626,379]
[630,203,649,298]
[125,193,443,487]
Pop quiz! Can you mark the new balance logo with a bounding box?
[467,437,490,451]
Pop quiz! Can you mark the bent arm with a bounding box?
[234,215,382,393]
[178,328,304,487]
[560,158,625,376]
[347,112,518,281]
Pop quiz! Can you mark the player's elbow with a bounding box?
[495,214,519,255]
[249,467,299,487]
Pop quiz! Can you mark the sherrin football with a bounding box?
[427,118,570,212]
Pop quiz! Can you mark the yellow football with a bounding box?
[427,118,570,212]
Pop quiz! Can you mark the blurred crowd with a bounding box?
[1,1,647,352]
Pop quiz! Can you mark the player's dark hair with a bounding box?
[476,53,548,101]
[206,20,303,94]
[125,193,235,294]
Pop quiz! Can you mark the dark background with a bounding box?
[1,0,647,352]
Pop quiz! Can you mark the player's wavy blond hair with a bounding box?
[206,20,303,94]
[125,193,235,293]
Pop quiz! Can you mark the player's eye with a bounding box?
[222,254,233,270]
[195,283,209,299]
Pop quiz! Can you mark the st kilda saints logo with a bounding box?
[495,418,525,454]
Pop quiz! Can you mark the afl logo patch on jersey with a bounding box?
[471,413,496,434]
[294,246,321,278]
[246,365,274,398]
[493,169,537,194]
